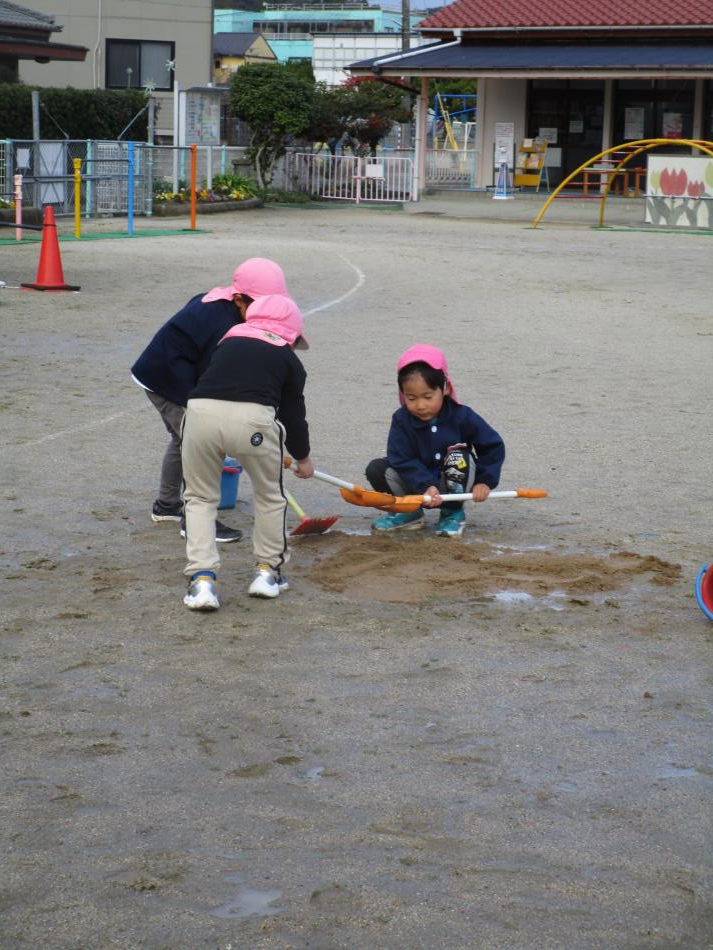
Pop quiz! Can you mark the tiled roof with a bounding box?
[0,0,55,30]
[419,0,713,31]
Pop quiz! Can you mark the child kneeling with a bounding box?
[366,344,505,538]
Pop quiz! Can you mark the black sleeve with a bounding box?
[277,358,310,460]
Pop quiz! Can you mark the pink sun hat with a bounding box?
[201,257,288,304]
[396,343,459,403]
[220,294,309,350]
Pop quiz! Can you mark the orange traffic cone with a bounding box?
[21,205,80,292]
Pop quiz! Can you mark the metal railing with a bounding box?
[1,140,254,218]
[285,151,412,203]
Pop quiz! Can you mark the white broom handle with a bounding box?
[285,458,357,492]
[436,491,519,502]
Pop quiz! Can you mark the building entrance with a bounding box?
[526,80,605,186]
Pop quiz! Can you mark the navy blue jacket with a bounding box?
[131,293,242,407]
[387,397,505,494]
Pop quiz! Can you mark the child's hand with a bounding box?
[422,486,441,508]
[472,483,490,502]
[294,457,314,479]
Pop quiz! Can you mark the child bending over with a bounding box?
[181,295,313,610]
[366,344,505,538]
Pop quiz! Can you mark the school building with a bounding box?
[347,0,713,189]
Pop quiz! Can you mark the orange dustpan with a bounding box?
[283,457,547,512]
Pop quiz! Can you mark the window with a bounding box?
[106,39,174,90]
[613,79,694,142]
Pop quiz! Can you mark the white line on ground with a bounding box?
[302,257,365,316]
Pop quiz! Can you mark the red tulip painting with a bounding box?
[658,167,688,197]
[646,156,713,229]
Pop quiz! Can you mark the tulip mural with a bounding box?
[647,157,713,228]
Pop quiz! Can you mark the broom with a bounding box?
[285,489,339,536]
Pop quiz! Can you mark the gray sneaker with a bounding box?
[248,565,289,599]
[184,572,219,611]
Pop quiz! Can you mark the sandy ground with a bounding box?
[1,201,712,949]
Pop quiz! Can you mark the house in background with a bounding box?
[213,32,276,85]
[18,0,213,142]
[0,0,87,83]
[347,0,713,191]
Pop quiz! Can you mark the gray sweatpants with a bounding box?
[145,389,185,508]
[181,398,288,578]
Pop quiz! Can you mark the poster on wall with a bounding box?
[494,122,515,167]
[662,112,683,139]
[624,107,645,140]
[646,154,713,229]
[538,127,558,144]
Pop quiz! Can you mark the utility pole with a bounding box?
[401,0,410,51]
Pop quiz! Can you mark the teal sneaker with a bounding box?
[436,508,466,538]
[371,509,425,532]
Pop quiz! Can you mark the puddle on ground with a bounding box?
[302,535,681,605]
[655,765,701,779]
[494,590,534,605]
[304,766,325,780]
[209,874,283,920]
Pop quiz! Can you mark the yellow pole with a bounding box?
[73,158,82,238]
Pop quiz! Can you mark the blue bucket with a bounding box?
[219,457,242,509]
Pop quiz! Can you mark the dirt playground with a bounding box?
[1,203,711,949]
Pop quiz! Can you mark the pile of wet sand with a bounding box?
[303,534,681,604]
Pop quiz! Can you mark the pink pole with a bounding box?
[14,174,22,240]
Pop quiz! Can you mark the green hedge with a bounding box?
[0,86,150,140]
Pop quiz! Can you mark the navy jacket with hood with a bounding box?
[387,396,505,494]
[131,293,242,407]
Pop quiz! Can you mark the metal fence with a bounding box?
[386,147,480,190]
[1,140,253,218]
[284,151,413,203]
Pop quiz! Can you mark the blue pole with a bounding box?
[127,142,134,235]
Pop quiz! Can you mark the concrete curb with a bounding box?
[151,197,263,216]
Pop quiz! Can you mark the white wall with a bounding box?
[477,78,527,188]
[19,0,213,138]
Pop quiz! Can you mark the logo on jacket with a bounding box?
[250,432,263,446]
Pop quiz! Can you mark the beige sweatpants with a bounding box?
[181,398,289,578]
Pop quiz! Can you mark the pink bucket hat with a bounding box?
[396,343,458,403]
[201,257,288,304]
[220,294,309,350]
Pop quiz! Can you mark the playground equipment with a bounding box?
[432,92,477,151]
[533,138,713,228]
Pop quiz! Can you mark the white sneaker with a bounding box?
[184,573,219,610]
[248,565,289,599]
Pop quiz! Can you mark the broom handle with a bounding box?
[284,456,357,492]
[284,489,307,519]
[432,490,546,502]
[438,491,516,502]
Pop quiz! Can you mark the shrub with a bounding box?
[0,85,149,140]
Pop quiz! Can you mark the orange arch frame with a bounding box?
[533,138,713,228]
